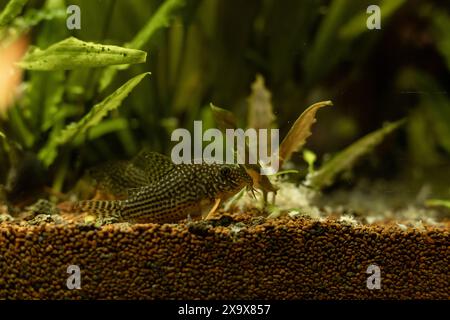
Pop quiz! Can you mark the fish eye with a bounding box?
[220,166,231,177]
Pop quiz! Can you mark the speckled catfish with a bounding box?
[74,151,254,223]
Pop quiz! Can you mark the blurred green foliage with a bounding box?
[0,0,449,195]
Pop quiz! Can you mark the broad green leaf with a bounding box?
[303,0,354,85]
[399,69,450,156]
[425,199,450,210]
[266,1,320,83]
[17,37,147,71]
[72,118,129,145]
[12,7,66,32]
[38,72,150,166]
[0,0,28,27]
[37,71,65,131]
[406,107,441,166]
[0,129,22,166]
[8,106,35,147]
[305,119,405,189]
[127,0,185,50]
[279,100,332,167]
[0,130,10,155]
[433,12,450,71]
[99,0,185,91]
[0,130,11,176]
[21,0,68,133]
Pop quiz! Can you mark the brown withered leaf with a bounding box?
[244,163,278,193]
[279,100,332,167]
[210,103,237,131]
[247,74,276,130]
[210,103,278,194]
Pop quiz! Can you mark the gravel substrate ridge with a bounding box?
[0,215,448,299]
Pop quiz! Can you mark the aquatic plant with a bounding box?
[0,0,184,198]
[0,0,448,208]
[211,78,404,210]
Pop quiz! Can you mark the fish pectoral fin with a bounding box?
[203,198,221,220]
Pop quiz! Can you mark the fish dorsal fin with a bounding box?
[131,150,176,184]
[126,186,144,199]
[123,163,151,187]
[89,160,145,197]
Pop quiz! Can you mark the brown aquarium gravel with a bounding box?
[0,213,448,299]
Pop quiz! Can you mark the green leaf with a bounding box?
[17,37,147,71]
[398,69,450,156]
[12,7,66,32]
[8,106,35,148]
[38,72,150,167]
[0,130,10,155]
[271,169,300,177]
[99,0,185,91]
[305,119,405,189]
[425,199,450,210]
[433,12,450,71]
[127,0,185,50]
[0,0,28,27]
[303,0,354,85]
[0,129,22,167]
[22,0,68,133]
[303,149,317,174]
[72,118,129,145]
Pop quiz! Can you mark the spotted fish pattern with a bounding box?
[76,152,253,223]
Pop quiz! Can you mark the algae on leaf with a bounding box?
[306,119,405,190]
[17,37,147,71]
[38,72,150,167]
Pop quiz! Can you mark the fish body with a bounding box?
[76,152,253,223]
